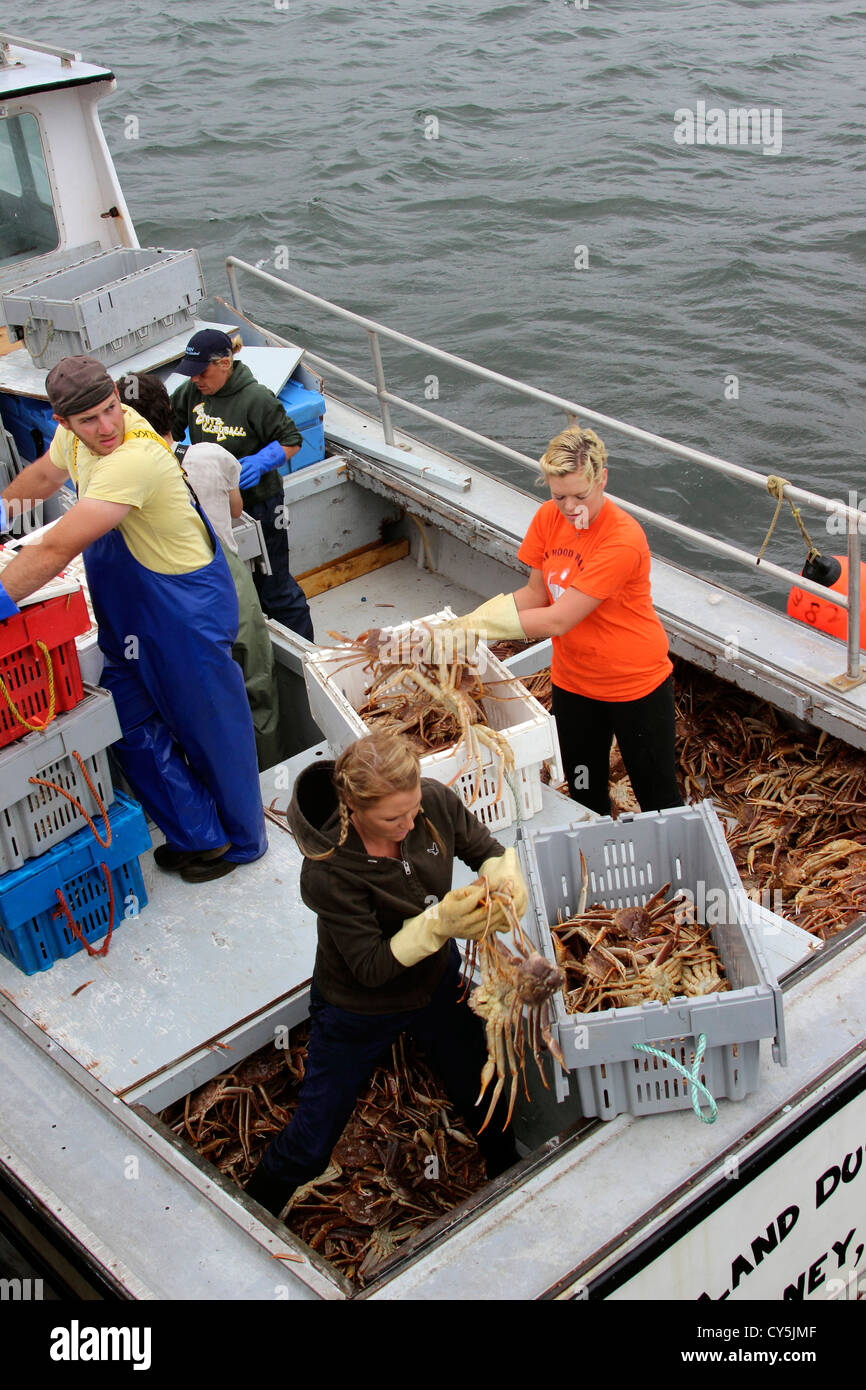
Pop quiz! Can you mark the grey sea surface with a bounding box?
[7,0,866,602]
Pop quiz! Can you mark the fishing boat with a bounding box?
[0,34,863,1304]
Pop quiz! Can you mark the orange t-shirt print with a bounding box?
[517,498,672,701]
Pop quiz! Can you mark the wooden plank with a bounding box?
[296,537,382,581]
[298,537,409,598]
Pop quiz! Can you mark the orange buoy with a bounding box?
[787,556,866,647]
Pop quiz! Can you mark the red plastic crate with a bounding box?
[0,590,90,750]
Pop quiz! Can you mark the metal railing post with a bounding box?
[225,260,243,315]
[367,330,394,445]
[846,515,862,680]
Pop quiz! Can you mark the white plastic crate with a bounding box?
[518,801,786,1120]
[303,610,560,830]
[0,686,120,873]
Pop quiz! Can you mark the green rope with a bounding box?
[632,1032,718,1124]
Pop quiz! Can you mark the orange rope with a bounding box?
[0,640,57,731]
[28,750,112,849]
[54,862,115,958]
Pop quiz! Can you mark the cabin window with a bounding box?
[0,114,59,264]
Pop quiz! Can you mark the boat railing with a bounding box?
[226,257,863,686]
[0,33,81,67]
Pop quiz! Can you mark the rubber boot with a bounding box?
[245,1163,295,1217]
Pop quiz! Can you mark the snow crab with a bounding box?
[465,870,566,1133]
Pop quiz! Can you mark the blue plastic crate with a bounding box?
[0,791,152,975]
[277,377,325,472]
[0,393,58,466]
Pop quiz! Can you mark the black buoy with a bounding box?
[801,552,842,588]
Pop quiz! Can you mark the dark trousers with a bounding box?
[552,674,683,818]
[259,946,518,1192]
[243,491,314,642]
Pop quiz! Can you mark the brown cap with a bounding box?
[45,356,116,417]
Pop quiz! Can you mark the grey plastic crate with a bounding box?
[0,686,121,873]
[518,801,786,1121]
[2,247,204,369]
[231,511,272,575]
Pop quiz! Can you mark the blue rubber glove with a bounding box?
[0,579,20,620]
[238,440,286,490]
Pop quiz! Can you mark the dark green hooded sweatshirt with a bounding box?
[170,360,302,505]
[288,758,503,1014]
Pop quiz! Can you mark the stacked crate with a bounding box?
[0,588,152,974]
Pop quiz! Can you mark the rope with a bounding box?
[632,1032,718,1124]
[53,862,115,959]
[0,640,57,731]
[28,749,112,849]
[756,474,819,568]
[22,317,54,362]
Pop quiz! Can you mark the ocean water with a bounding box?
[7,0,866,600]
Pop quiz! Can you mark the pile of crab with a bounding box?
[675,659,866,938]
[160,1028,489,1288]
[551,873,730,1014]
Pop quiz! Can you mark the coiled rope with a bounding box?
[0,640,57,732]
[632,1032,719,1124]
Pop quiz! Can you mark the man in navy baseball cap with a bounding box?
[174,328,234,378]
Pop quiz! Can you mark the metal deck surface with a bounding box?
[0,758,319,1096]
[308,552,483,636]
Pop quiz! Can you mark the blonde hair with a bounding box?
[536,425,608,488]
[209,333,243,364]
[303,732,444,859]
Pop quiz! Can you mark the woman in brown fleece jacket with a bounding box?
[244,732,526,1217]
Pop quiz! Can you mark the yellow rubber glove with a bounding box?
[479,846,528,920]
[449,592,527,642]
[390,882,508,967]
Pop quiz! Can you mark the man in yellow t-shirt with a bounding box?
[0,355,266,882]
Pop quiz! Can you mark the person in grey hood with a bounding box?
[244,731,528,1217]
[170,328,314,640]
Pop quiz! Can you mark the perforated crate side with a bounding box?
[0,745,115,874]
[0,686,121,872]
[0,854,147,975]
[0,639,84,749]
[0,591,90,750]
[0,792,151,974]
[572,1037,761,1121]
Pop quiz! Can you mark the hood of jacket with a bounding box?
[287,758,369,864]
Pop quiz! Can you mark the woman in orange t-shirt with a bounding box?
[448,426,682,817]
